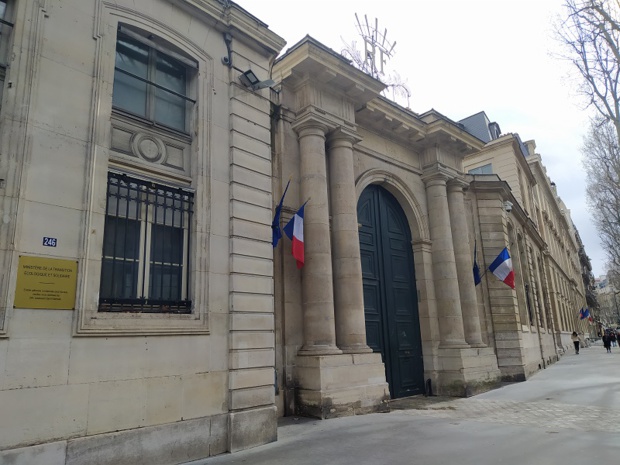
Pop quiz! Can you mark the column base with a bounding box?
[467,342,487,348]
[298,344,342,356]
[294,353,389,419]
[438,340,470,349]
[339,343,374,354]
[434,346,502,397]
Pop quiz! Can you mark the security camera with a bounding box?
[503,201,513,212]
[221,56,231,66]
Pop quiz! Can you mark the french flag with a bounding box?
[489,247,515,289]
[283,203,305,269]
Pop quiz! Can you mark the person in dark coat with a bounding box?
[603,333,612,353]
[571,331,580,354]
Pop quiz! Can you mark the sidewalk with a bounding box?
[187,345,620,465]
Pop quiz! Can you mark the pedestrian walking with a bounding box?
[611,331,617,347]
[571,331,580,354]
[603,332,612,353]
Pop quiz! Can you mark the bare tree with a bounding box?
[583,118,620,270]
[556,0,620,140]
[341,39,411,109]
[558,1,620,274]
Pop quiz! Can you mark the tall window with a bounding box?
[99,172,194,313]
[0,0,13,107]
[112,28,195,132]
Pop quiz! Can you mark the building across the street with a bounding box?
[0,1,591,463]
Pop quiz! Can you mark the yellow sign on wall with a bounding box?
[14,256,78,310]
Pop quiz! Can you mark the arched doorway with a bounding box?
[357,185,424,398]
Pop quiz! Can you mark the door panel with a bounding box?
[358,185,424,398]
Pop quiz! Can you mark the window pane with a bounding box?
[101,216,141,300]
[149,265,182,301]
[150,223,183,263]
[106,179,141,220]
[153,189,186,228]
[0,1,11,67]
[154,53,186,131]
[468,163,493,175]
[102,216,140,260]
[113,36,148,116]
[149,224,183,301]
[101,259,138,299]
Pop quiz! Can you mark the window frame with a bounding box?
[112,27,197,135]
[468,163,493,175]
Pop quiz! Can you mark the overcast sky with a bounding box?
[235,0,605,277]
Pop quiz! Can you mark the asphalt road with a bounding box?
[188,343,620,465]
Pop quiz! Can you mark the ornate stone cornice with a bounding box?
[273,36,385,105]
[179,0,286,56]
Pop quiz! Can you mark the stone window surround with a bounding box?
[74,3,213,336]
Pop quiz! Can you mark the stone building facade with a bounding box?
[271,38,502,418]
[0,0,286,463]
[270,41,588,417]
[463,114,589,379]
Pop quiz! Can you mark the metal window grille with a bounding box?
[99,172,193,313]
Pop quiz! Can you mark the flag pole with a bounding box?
[271,177,292,248]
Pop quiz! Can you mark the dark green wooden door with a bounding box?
[358,185,424,398]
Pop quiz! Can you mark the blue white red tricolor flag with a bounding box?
[283,203,306,269]
[488,247,515,289]
[579,308,590,320]
[271,179,290,248]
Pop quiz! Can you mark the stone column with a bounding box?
[328,129,372,354]
[295,121,341,355]
[423,172,468,348]
[447,180,485,347]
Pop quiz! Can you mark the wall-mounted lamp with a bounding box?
[239,69,275,91]
[503,200,513,212]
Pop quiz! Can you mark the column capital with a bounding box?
[422,172,450,188]
[421,165,455,187]
[327,126,363,148]
[447,177,470,192]
[292,109,335,137]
